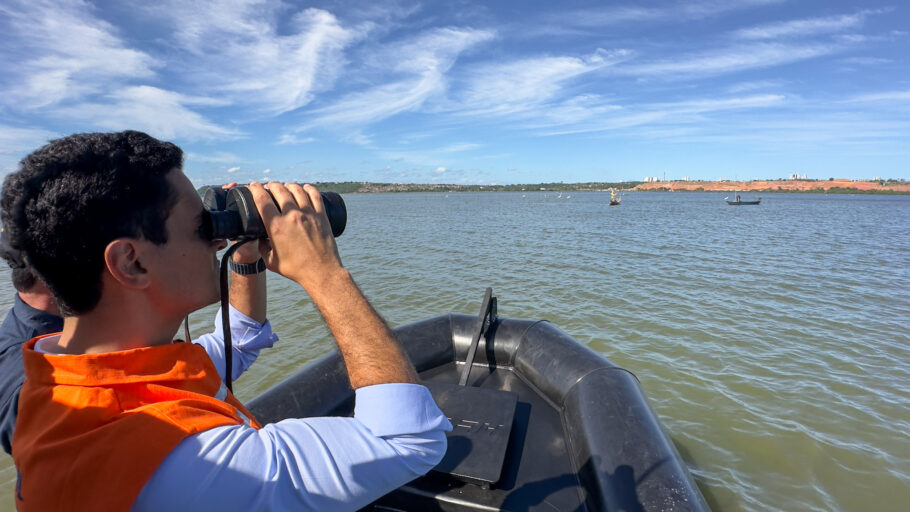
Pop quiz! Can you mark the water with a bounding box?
[0,191,908,511]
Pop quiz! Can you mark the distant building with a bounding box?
[683,176,689,181]
[645,176,660,182]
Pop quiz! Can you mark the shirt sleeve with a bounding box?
[192,305,278,381]
[132,383,452,512]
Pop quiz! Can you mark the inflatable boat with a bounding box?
[247,289,709,511]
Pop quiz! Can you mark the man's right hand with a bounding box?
[247,182,345,295]
[249,181,418,387]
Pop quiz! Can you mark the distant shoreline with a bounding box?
[633,179,910,194]
[199,179,910,195]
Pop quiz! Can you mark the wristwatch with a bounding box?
[229,258,266,275]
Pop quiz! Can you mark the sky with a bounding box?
[1,0,908,186]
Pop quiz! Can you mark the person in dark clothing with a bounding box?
[0,231,62,454]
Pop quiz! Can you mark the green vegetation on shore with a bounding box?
[199,181,640,195]
[199,179,909,195]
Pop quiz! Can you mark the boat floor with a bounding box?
[366,361,588,511]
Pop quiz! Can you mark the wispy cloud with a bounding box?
[145,1,366,115]
[840,57,892,66]
[544,0,784,30]
[54,86,241,140]
[0,125,57,155]
[666,115,910,148]
[844,90,910,103]
[541,94,787,136]
[456,49,630,117]
[733,10,884,40]
[440,143,482,152]
[300,27,494,129]
[0,125,59,174]
[0,0,159,109]
[277,134,316,145]
[618,42,837,78]
[727,80,787,93]
[187,151,243,164]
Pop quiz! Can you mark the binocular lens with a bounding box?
[202,186,346,240]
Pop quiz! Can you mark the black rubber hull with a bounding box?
[247,314,709,511]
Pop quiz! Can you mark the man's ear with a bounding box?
[104,239,151,289]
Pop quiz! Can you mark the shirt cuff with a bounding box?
[354,383,453,438]
[213,304,278,350]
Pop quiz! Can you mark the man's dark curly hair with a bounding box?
[0,131,182,316]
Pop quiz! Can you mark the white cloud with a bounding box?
[657,94,787,113]
[440,143,482,152]
[547,0,784,29]
[301,27,494,129]
[457,49,630,116]
[0,125,57,155]
[145,2,364,115]
[0,125,59,176]
[435,167,446,174]
[187,151,242,164]
[840,57,892,66]
[227,166,240,173]
[540,95,786,136]
[735,14,861,40]
[727,80,787,93]
[54,86,241,140]
[618,42,836,78]
[277,134,316,145]
[0,0,159,109]
[666,115,910,147]
[263,168,271,174]
[844,90,910,103]
[733,10,887,40]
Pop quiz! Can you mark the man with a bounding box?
[0,225,276,456]
[4,131,450,511]
[0,240,61,454]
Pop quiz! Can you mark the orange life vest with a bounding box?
[13,335,261,512]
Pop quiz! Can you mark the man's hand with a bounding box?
[247,182,344,294]
[247,181,418,387]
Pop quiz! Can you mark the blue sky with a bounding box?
[1,0,908,185]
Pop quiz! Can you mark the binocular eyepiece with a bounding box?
[202,186,346,241]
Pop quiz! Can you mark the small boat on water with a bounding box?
[609,188,621,206]
[725,194,761,205]
[247,289,708,511]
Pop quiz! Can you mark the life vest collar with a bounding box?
[23,335,213,387]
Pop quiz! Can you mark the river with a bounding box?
[0,191,907,511]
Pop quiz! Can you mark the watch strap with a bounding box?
[229,258,266,275]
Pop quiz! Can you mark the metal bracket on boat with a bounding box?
[425,287,517,488]
[459,287,497,386]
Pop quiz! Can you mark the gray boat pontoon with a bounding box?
[247,289,709,511]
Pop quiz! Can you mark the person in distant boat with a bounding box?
[735,194,741,202]
[0,221,274,456]
[3,131,449,512]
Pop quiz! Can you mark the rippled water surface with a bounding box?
[1,191,908,510]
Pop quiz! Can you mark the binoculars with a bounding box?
[202,186,347,240]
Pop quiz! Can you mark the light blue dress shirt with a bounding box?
[132,309,452,512]
[192,305,278,381]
